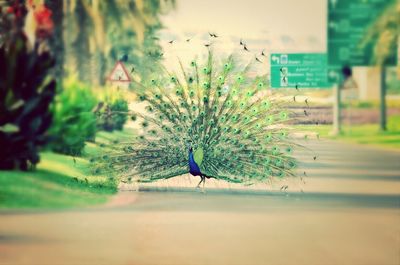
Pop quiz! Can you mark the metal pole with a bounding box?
[332,76,342,135]
[380,67,387,131]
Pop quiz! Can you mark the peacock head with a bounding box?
[186,141,193,153]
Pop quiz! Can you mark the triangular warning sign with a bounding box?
[108,61,131,82]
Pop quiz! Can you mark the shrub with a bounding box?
[48,79,97,156]
[97,98,129,132]
[0,29,56,170]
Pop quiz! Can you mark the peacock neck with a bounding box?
[188,151,195,164]
[188,150,201,176]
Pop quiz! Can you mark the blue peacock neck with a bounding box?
[188,147,201,176]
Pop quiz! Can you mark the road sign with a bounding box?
[270,53,328,88]
[328,0,396,66]
[108,61,131,82]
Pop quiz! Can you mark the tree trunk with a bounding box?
[46,0,64,88]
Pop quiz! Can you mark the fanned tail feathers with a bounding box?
[91,51,302,185]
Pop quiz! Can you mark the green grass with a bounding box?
[297,115,400,150]
[0,129,136,209]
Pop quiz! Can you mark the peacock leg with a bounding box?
[196,177,203,188]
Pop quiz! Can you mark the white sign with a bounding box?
[108,61,131,83]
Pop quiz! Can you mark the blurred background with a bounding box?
[0,0,399,265]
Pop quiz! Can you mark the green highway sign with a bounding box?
[270,53,329,88]
[328,0,396,66]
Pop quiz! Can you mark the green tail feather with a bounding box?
[91,51,304,185]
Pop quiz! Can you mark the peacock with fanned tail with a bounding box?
[92,51,302,188]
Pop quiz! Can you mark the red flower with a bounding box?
[34,5,53,38]
[6,2,23,18]
[7,6,14,13]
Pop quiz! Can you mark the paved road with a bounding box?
[0,140,399,265]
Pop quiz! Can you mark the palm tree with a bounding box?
[361,0,399,131]
[361,0,399,65]
[64,0,176,85]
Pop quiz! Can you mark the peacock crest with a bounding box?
[91,50,304,187]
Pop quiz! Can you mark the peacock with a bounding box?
[91,50,304,188]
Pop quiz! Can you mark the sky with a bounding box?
[158,0,327,71]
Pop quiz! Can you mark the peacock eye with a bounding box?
[203,67,209,74]
[286,146,293,153]
[257,82,264,88]
[288,160,296,168]
[280,111,288,120]
[188,77,194,83]
[218,76,224,84]
[272,146,279,154]
[203,81,210,89]
[224,63,231,70]
[236,75,244,83]
[171,76,176,82]
[191,61,196,67]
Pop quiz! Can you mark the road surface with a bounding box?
[0,140,399,265]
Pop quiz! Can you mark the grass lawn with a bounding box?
[0,129,136,209]
[296,115,400,150]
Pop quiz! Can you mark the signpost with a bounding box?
[328,0,396,133]
[270,53,328,89]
